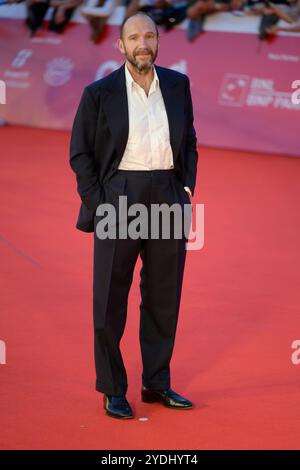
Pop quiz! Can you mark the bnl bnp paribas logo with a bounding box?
[219,75,300,108]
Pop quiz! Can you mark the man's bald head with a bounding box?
[120,12,159,41]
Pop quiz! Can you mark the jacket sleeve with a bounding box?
[69,86,101,212]
[183,76,198,197]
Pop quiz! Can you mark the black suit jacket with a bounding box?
[70,62,198,232]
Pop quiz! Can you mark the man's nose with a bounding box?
[138,37,149,48]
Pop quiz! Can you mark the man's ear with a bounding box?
[118,38,125,54]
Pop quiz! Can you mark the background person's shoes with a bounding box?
[141,386,193,409]
[103,394,134,419]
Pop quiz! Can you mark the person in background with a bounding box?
[265,0,300,33]
[48,0,83,33]
[244,0,295,39]
[25,0,50,36]
[186,0,243,41]
[81,0,117,43]
[125,0,188,31]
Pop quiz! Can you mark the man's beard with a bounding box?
[124,46,158,73]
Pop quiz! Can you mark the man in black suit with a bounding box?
[70,11,198,419]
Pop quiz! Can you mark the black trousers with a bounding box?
[93,169,191,396]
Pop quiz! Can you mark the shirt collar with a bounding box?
[125,62,159,92]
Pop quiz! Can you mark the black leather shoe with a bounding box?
[103,394,134,419]
[141,386,193,409]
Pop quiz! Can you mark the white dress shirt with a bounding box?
[118,63,192,197]
[118,63,174,171]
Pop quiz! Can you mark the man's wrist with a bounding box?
[184,186,192,197]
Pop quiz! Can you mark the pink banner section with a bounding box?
[0,18,299,156]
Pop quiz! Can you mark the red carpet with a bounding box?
[0,125,300,449]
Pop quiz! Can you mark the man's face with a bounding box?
[118,17,159,72]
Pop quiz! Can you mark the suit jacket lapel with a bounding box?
[101,62,184,166]
[101,64,129,166]
[156,65,184,165]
